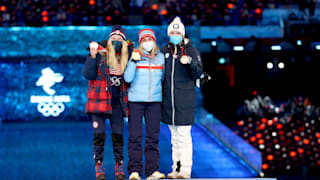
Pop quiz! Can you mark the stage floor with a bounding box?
[0,121,257,179]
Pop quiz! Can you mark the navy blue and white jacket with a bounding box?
[161,39,203,125]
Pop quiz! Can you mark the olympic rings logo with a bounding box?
[37,102,65,117]
[110,76,121,86]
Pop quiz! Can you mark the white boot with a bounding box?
[129,172,141,180]
[147,171,165,179]
[167,171,179,179]
[176,171,191,179]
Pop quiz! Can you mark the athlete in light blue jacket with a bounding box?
[124,29,166,180]
[124,43,164,102]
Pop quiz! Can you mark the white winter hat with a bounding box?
[167,16,185,37]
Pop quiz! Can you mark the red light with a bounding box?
[272,117,278,123]
[256,133,262,139]
[89,0,96,5]
[303,139,310,145]
[317,160,320,166]
[0,5,6,12]
[250,136,256,142]
[298,148,304,154]
[106,16,112,21]
[227,3,234,9]
[267,154,274,161]
[160,9,168,15]
[237,120,244,126]
[42,16,49,22]
[276,123,283,129]
[255,8,262,14]
[41,10,48,16]
[259,124,266,130]
[151,4,159,10]
[289,151,297,157]
[279,130,284,135]
[261,118,267,123]
[317,139,320,144]
[253,90,257,96]
[262,163,269,170]
[267,120,273,126]
[258,139,264,144]
[294,136,301,141]
[316,132,320,138]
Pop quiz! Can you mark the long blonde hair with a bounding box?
[106,39,128,75]
[138,41,159,60]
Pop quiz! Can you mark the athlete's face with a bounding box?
[110,34,124,42]
[169,31,182,37]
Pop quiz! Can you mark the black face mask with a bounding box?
[112,41,122,52]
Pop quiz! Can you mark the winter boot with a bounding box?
[95,160,106,180]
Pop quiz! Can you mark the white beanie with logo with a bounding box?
[167,16,185,37]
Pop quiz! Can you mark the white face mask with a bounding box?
[142,41,154,52]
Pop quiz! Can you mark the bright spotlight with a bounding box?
[278,62,285,69]
[233,46,244,51]
[267,62,273,69]
[297,40,302,46]
[211,41,217,47]
[271,45,281,51]
[218,57,226,64]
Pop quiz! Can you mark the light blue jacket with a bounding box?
[124,50,165,102]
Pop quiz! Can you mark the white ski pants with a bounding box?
[168,125,193,175]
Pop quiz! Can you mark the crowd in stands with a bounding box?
[235,92,320,176]
[0,0,317,27]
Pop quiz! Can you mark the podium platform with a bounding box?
[0,121,263,179]
[161,179,276,180]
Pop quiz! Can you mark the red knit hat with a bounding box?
[138,29,156,43]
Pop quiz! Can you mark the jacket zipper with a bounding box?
[149,59,152,101]
[171,46,176,126]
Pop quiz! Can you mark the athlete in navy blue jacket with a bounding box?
[161,17,203,179]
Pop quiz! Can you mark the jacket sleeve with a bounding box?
[123,59,137,83]
[160,53,165,82]
[128,43,134,59]
[82,55,98,80]
[188,47,203,79]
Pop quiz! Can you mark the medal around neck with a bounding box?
[180,55,191,64]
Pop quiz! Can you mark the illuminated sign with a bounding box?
[30,67,71,117]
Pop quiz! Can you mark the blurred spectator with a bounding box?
[235,93,320,176]
[0,0,316,27]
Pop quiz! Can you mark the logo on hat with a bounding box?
[173,24,179,29]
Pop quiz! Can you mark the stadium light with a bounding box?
[278,62,285,69]
[267,62,273,69]
[233,46,244,51]
[297,40,302,46]
[218,57,226,64]
[211,41,217,47]
[271,45,281,51]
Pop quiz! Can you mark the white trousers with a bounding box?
[168,125,193,175]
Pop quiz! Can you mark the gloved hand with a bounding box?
[196,72,212,88]
[200,72,212,85]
